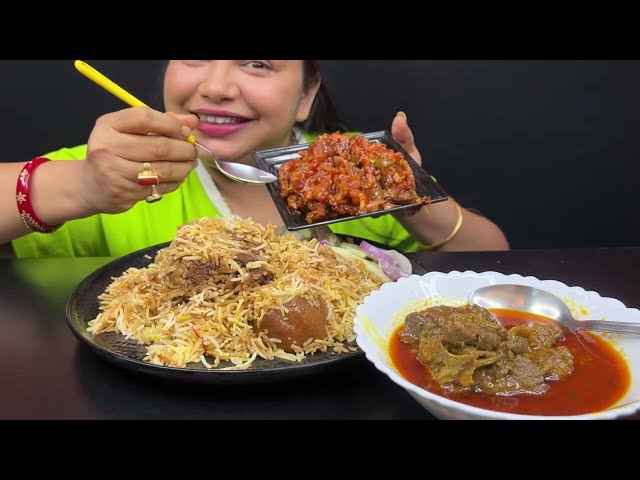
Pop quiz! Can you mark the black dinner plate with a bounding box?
[65,242,364,384]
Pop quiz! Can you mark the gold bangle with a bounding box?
[423,202,463,250]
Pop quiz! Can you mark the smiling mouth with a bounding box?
[197,114,252,125]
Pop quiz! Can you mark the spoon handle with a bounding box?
[577,320,640,335]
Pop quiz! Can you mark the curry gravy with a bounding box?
[390,308,631,416]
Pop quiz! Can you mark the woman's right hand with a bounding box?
[78,107,200,215]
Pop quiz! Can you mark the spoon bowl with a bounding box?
[193,142,278,184]
[469,284,640,335]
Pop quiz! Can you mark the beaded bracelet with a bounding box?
[15,157,61,233]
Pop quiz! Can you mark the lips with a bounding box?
[193,110,254,138]
[197,121,251,138]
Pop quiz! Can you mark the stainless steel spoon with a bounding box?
[469,284,640,335]
[192,141,278,184]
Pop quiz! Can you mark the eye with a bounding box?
[244,60,272,70]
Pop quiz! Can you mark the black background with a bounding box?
[2,60,638,249]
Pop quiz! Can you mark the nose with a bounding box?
[197,61,240,102]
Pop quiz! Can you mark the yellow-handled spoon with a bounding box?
[74,60,278,184]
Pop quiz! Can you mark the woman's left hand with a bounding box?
[391,112,422,166]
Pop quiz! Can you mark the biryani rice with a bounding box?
[88,217,383,369]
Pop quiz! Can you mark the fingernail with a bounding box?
[181,125,192,138]
[396,111,407,120]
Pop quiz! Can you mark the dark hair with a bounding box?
[300,60,348,134]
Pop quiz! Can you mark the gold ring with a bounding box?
[138,162,159,186]
[146,184,163,203]
[137,162,162,203]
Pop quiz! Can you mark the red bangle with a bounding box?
[15,157,61,234]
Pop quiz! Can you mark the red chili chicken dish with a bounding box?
[279,133,431,223]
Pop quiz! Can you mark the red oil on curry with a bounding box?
[389,308,631,416]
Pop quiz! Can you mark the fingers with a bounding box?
[104,107,193,139]
[126,159,198,184]
[109,168,191,211]
[92,108,198,163]
[134,179,188,205]
[391,111,422,166]
[391,111,414,146]
[154,181,183,195]
[166,112,200,130]
[82,109,202,214]
[113,132,197,163]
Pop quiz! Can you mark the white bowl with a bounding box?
[354,271,640,420]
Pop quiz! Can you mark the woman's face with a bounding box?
[164,60,320,164]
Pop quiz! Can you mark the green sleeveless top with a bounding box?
[12,133,424,258]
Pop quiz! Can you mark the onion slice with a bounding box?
[359,241,411,281]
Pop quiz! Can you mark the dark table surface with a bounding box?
[1,247,639,420]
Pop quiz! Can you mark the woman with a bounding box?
[0,60,508,258]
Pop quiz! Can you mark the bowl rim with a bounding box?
[354,270,640,420]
